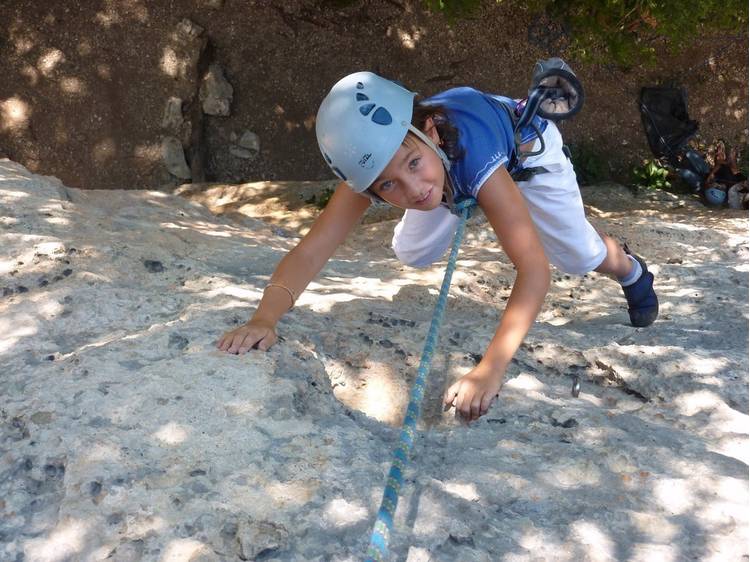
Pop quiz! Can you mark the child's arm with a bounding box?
[217,182,371,354]
[444,166,551,421]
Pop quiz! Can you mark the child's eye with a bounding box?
[409,157,421,169]
[378,180,394,192]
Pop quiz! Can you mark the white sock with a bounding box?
[618,255,642,287]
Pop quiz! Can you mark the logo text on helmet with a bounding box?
[358,153,374,169]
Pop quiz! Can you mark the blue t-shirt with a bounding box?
[422,87,547,200]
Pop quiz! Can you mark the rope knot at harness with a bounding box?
[365,196,476,561]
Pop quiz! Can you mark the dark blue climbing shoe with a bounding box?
[622,246,659,327]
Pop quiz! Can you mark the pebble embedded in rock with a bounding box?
[143,259,165,273]
[190,481,209,494]
[236,519,289,560]
[30,411,53,425]
[89,480,102,496]
[168,333,189,350]
[551,409,578,428]
[107,512,124,525]
[467,352,482,364]
[110,540,145,562]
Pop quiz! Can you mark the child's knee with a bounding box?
[550,245,607,275]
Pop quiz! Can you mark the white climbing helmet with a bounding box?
[316,71,449,192]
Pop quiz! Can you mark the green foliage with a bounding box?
[526,0,748,67]
[738,142,749,178]
[421,0,748,67]
[423,0,482,19]
[567,142,610,185]
[328,0,748,67]
[305,187,335,210]
[326,0,482,19]
[632,158,671,191]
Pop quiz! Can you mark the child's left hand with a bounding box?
[443,362,505,422]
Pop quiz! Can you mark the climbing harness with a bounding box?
[363,59,585,560]
[365,197,476,562]
[507,57,585,181]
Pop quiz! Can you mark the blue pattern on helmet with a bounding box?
[359,103,376,116]
[332,166,347,180]
[356,93,369,101]
[372,107,392,125]
[356,82,364,89]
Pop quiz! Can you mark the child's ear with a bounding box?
[424,116,441,144]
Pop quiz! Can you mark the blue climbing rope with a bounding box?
[365,197,477,561]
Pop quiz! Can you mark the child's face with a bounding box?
[369,121,446,210]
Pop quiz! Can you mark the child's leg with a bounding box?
[391,206,460,267]
[514,123,607,274]
[517,122,658,326]
[593,235,632,278]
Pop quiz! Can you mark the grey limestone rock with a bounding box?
[200,63,233,116]
[238,130,260,152]
[0,159,747,561]
[176,18,204,40]
[236,519,289,560]
[161,136,192,179]
[229,146,255,160]
[162,96,185,130]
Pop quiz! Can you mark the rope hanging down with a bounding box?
[365,197,477,561]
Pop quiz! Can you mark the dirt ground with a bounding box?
[0,0,747,190]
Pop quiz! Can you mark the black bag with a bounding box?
[639,86,699,165]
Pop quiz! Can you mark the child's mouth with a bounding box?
[416,188,432,204]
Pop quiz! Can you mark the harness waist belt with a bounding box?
[511,166,550,182]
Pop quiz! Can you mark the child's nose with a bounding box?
[403,179,424,201]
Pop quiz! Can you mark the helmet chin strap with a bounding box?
[406,123,451,171]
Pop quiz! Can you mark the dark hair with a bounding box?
[366,99,462,205]
[411,99,464,162]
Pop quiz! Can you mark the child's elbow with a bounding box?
[543,267,552,292]
[535,262,552,291]
[518,257,551,291]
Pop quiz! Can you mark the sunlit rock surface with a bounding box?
[1,159,747,561]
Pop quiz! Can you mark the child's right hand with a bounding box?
[216,320,278,354]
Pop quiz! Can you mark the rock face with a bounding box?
[1,159,748,561]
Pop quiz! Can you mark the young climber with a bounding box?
[216,71,659,422]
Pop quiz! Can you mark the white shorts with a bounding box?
[391,122,607,275]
